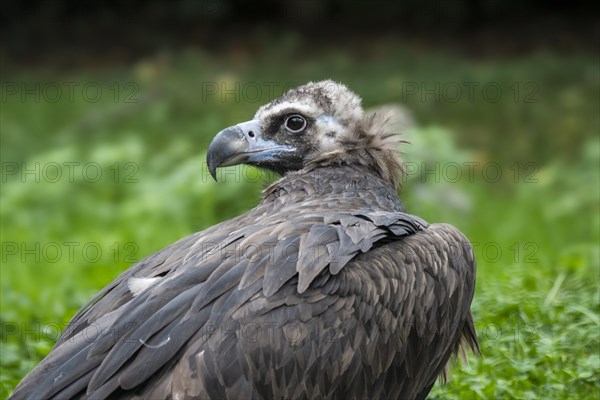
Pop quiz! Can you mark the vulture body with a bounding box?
[11,80,479,400]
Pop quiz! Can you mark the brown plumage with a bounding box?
[10,80,479,400]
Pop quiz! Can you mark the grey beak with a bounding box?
[206,120,261,181]
[206,119,295,181]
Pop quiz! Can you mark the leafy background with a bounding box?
[1,3,599,399]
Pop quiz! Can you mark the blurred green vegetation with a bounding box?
[1,43,599,399]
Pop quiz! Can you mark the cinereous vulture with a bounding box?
[11,80,479,400]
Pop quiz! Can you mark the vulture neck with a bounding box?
[303,115,406,189]
[261,164,405,212]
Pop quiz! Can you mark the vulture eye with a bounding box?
[284,115,307,133]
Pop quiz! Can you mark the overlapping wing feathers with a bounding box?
[13,210,474,399]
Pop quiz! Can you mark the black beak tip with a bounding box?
[208,164,218,181]
[206,153,219,182]
[206,132,227,182]
[206,123,256,182]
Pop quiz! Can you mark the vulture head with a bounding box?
[207,80,404,187]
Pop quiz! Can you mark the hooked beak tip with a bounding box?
[206,125,247,182]
[209,166,218,182]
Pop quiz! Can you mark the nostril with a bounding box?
[248,131,255,138]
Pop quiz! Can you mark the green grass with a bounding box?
[1,43,599,399]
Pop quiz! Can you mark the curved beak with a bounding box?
[206,119,295,181]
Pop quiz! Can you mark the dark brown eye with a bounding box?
[284,115,307,133]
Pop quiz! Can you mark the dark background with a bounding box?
[2,0,598,65]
